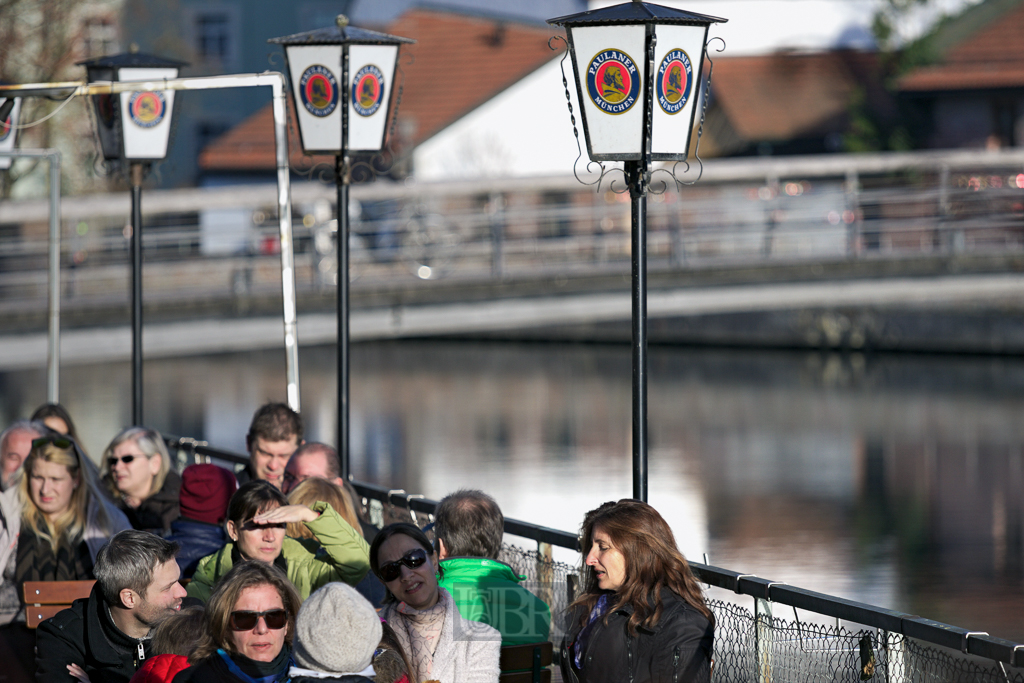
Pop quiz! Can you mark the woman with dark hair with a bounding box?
[29,403,77,439]
[561,499,715,683]
[187,480,369,602]
[370,522,500,683]
[101,427,181,533]
[173,561,300,683]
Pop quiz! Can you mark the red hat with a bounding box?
[179,464,237,525]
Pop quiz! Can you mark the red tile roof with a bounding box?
[201,8,561,171]
[900,1,1024,91]
[708,50,887,142]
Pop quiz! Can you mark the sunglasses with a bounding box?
[107,454,148,467]
[377,547,428,582]
[229,609,288,631]
[32,436,73,450]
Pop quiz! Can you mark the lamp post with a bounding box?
[548,1,725,502]
[270,16,413,480]
[78,50,185,426]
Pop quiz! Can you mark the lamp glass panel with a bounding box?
[568,23,646,160]
[286,44,343,154]
[347,44,399,152]
[650,23,708,160]
[0,98,21,169]
[118,67,178,160]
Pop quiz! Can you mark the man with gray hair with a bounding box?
[35,530,188,683]
[435,489,552,646]
[0,419,45,490]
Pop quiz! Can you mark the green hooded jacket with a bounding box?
[186,501,369,602]
[439,557,552,646]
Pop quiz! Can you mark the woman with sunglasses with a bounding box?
[174,560,300,683]
[13,435,131,588]
[561,500,715,683]
[188,480,370,603]
[370,523,500,683]
[101,427,181,534]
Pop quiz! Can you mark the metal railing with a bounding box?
[164,433,1024,676]
[3,149,1024,317]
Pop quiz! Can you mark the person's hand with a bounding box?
[253,504,318,525]
[68,663,91,682]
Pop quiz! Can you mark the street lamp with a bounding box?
[269,16,413,480]
[548,1,726,502]
[78,49,185,426]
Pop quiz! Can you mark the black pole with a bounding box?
[337,155,350,481]
[130,162,144,426]
[338,43,351,481]
[626,159,648,502]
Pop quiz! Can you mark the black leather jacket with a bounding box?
[560,588,713,683]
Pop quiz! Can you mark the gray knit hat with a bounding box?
[293,583,383,674]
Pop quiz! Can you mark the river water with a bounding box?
[2,340,1022,641]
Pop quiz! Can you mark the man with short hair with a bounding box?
[238,402,303,489]
[35,530,188,683]
[435,489,552,646]
[0,419,45,490]
[283,441,343,493]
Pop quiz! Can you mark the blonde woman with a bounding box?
[102,427,181,533]
[287,477,384,607]
[14,435,130,586]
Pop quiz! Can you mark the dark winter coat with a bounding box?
[164,517,229,578]
[291,676,374,683]
[35,582,153,683]
[117,471,182,534]
[172,650,290,683]
[560,588,714,683]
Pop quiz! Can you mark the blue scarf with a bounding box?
[573,594,611,669]
[216,648,291,683]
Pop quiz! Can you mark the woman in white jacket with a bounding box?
[371,522,500,683]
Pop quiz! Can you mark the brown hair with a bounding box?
[572,499,712,636]
[152,605,205,656]
[189,560,301,664]
[286,477,363,540]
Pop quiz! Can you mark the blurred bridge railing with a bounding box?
[2,148,1024,318]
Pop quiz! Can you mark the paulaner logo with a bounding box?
[299,65,339,118]
[586,49,640,115]
[352,64,384,117]
[127,91,166,129]
[656,49,693,115]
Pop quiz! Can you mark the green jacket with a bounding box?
[186,501,370,602]
[439,557,552,646]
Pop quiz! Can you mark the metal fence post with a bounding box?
[846,169,860,256]
[755,598,773,683]
[490,192,504,279]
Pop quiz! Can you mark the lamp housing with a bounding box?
[549,1,726,162]
[269,17,414,156]
[78,51,186,162]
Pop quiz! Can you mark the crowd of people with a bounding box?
[0,401,716,683]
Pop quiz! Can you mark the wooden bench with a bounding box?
[499,641,553,683]
[23,580,95,629]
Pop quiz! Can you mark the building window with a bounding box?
[83,16,118,59]
[196,13,230,62]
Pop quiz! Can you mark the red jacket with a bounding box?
[129,654,190,683]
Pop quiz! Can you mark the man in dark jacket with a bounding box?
[235,402,303,489]
[35,530,187,683]
[164,463,237,577]
[435,489,552,646]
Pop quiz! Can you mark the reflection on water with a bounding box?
[1,341,1022,640]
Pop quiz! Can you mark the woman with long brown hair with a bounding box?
[561,499,714,683]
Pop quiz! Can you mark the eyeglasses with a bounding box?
[32,436,73,450]
[377,547,428,582]
[229,609,288,631]
[107,454,148,467]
